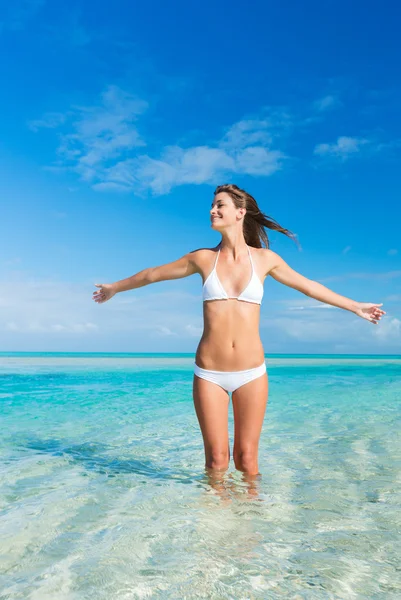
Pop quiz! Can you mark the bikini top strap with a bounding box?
[213,247,221,270]
[247,245,254,272]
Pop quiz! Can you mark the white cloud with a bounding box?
[342,245,352,255]
[314,136,370,160]
[270,317,337,341]
[279,297,335,311]
[287,304,334,310]
[313,94,342,112]
[372,317,401,341]
[0,280,201,345]
[261,305,400,350]
[185,324,203,337]
[220,119,274,149]
[232,146,285,176]
[319,270,401,283]
[61,86,148,181]
[375,138,401,153]
[31,85,148,184]
[31,85,399,195]
[92,119,288,195]
[6,320,98,333]
[31,90,290,195]
[155,326,178,337]
[1,277,398,351]
[28,112,67,132]
[387,249,398,256]
[96,142,286,196]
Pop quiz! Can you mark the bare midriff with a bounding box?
[195,300,265,371]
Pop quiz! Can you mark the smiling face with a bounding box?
[210,192,245,231]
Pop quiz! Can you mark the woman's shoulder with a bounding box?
[185,246,219,273]
[188,245,219,259]
[250,247,282,275]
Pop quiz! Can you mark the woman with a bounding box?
[92,183,385,480]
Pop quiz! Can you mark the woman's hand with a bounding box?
[354,302,386,324]
[92,283,117,304]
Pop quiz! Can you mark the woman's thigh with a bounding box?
[232,372,268,453]
[192,375,230,459]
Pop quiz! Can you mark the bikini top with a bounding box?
[202,245,264,305]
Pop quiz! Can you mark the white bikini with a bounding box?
[202,244,264,304]
[194,244,266,393]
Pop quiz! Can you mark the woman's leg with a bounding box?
[232,371,268,476]
[193,374,230,471]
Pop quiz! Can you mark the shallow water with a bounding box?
[1,353,400,599]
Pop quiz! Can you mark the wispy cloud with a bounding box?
[313,132,401,164]
[1,278,398,351]
[267,315,355,342]
[28,112,67,132]
[31,88,293,195]
[31,85,148,182]
[156,326,178,337]
[374,138,401,153]
[96,142,286,195]
[262,297,399,348]
[314,136,370,160]
[279,298,335,311]
[313,94,343,112]
[318,270,401,283]
[342,245,352,255]
[0,280,202,342]
[185,324,203,337]
[59,86,148,182]
[31,84,400,195]
[387,249,398,256]
[262,312,398,346]
[6,320,98,333]
[372,317,401,341]
[219,118,274,149]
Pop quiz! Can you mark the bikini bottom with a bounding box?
[194,361,266,393]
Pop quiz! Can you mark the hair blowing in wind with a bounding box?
[214,183,300,250]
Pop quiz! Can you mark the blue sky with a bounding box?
[1,0,400,353]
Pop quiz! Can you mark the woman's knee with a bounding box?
[233,447,257,468]
[205,448,230,470]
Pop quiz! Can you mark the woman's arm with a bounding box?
[93,251,199,304]
[266,251,385,324]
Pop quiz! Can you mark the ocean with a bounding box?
[0,353,400,599]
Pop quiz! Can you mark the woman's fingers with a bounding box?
[93,292,105,301]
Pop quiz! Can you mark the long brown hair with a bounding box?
[214,183,299,249]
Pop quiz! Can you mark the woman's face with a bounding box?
[210,192,244,230]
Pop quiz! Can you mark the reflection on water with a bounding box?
[202,466,264,503]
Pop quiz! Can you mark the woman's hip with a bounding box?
[194,361,267,394]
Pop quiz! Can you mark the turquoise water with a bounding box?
[1,353,400,599]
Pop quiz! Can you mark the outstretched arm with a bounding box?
[93,252,199,304]
[267,251,386,324]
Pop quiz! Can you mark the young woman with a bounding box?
[92,183,385,480]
